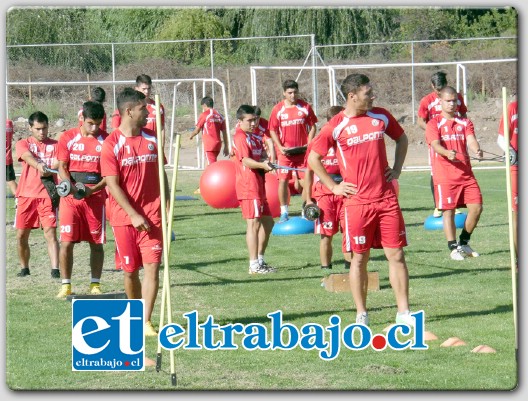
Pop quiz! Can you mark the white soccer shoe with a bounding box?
[457,244,480,258]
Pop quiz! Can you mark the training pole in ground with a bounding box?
[502,87,517,354]
[154,95,177,385]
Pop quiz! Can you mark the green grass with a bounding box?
[4,168,517,390]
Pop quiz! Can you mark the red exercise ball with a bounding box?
[265,173,290,218]
[391,179,400,198]
[199,160,239,209]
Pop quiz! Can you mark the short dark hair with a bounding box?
[91,87,106,104]
[439,85,458,98]
[431,71,448,91]
[326,105,344,121]
[340,74,370,99]
[282,79,298,91]
[82,101,105,120]
[28,111,48,127]
[252,106,262,116]
[201,96,214,108]
[236,104,255,120]
[136,74,152,86]
[117,88,146,115]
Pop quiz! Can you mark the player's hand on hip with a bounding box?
[333,181,357,197]
[131,213,150,232]
[384,166,401,182]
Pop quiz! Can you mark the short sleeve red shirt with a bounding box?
[232,127,266,201]
[15,136,58,198]
[498,101,518,153]
[100,129,163,226]
[310,108,403,206]
[425,115,476,184]
[58,127,108,174]
[307,127,341,197]
[418,91,468,123]
[196,108,226,152]
[268,99,318,148]
[254,117,270,140]
[6,119,14,165]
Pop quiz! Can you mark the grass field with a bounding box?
[4,167,517,391]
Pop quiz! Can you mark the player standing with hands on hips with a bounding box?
[425,86,483,261]
[308,73,414,327]
[101,88,169,336]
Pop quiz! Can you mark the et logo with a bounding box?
[72,300,145,371]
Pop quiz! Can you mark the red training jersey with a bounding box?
[15,136,58,198]
[100,128,163,226]
[310,108,403,206]
[418,91,468,123]
[498,100,518,152]
[6,119,14,165]
[268,99,318,148]
[425,115,476,184]
[232,126,266,201]
[58,127,108,176]
[254,117,270,140]
[111,99,165,133]
[307,129,340,197]
[196,108,226,152]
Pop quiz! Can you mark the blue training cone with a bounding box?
[272,216,315,236]
[424,212,467,230]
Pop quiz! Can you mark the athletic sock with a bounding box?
[280,205,288,214]
[258,255,264,265]
[448,240,458,251]
[62,279,71,285]
[459,229,472,246]
[249,259,259,269]
[91,278,100,284]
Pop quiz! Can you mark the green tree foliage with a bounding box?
[153,8,233,65]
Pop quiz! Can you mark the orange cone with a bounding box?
[471,345,497,353]
[441,337,467,347]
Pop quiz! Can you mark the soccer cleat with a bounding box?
[396,311,415,327]
[51,269,60,279]
[450,248,466,261]
[145,321,158,337]
[57,284,72,299]
[278,213,289,223]
[249,264,273,275]
[90,283,102,295]
[433,208,443,218]
[458,244,479,258]
[17,268,30,277]
[259,261,278,273]
[356,312,369,326]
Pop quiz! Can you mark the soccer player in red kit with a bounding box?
[269,79,318,223]
[498,99,518,258]
[253,106,276,163]
[56,101,108,298]
[101,87,168,336]
[14,111,60,278]
[303,105,351,270]
[232,105,277,274]
[418,71,468,218]
[6,119,17,196]
[308,74,413,327]
[189,96,229,165]
[111,74,165,144]
[426,86,483,261]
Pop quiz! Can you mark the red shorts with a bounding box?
[205,151,220,165]
[341,196,407,254]
[240,199,272,219]
[314,194,343,237]
[14,196,57,229]
[276,154,305,181]
[59,193,106,243]
[511,167,518,212]
[434,179,482,210]
[112,224,163,272]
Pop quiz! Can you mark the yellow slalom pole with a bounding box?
[501,87,517,352]
[154,95,177,385]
